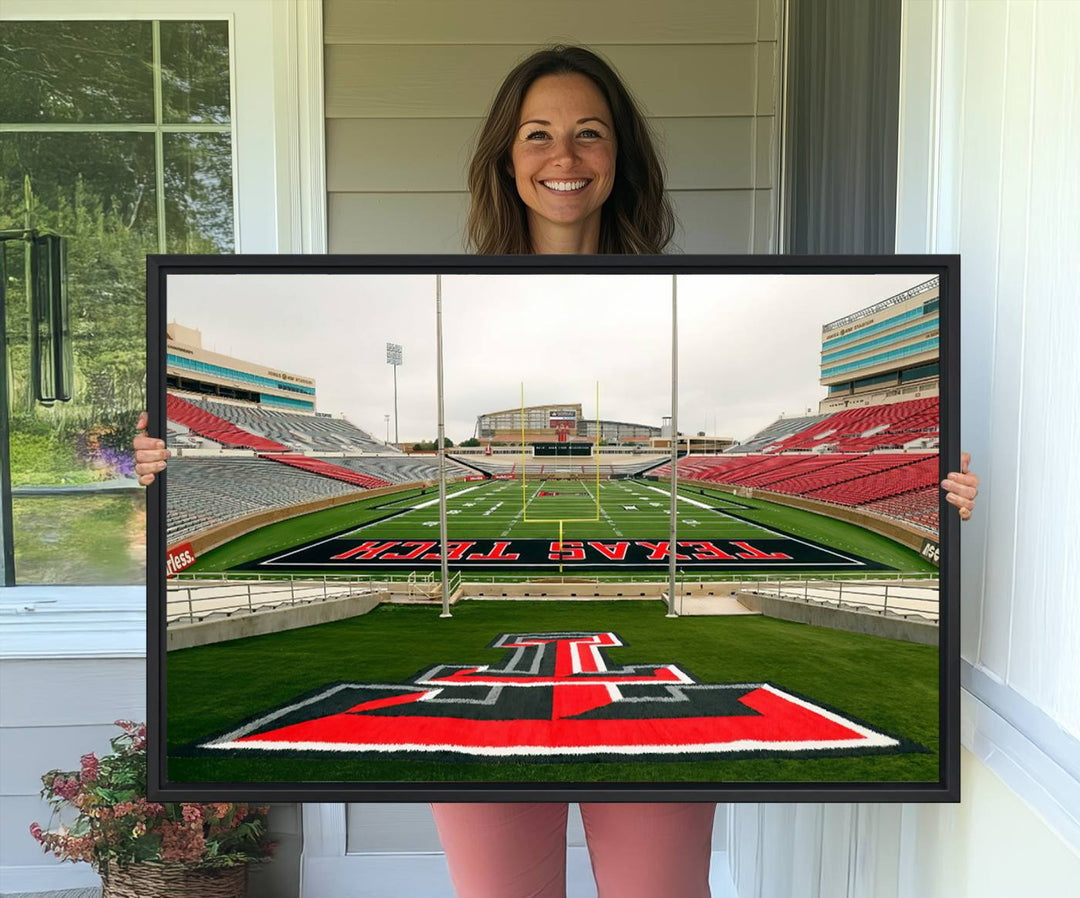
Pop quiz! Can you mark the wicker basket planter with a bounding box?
[101,862,247,898]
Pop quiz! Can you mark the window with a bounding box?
[821,338,939,378]
[820,317,941,363]
[1,19,234,584]
[900,362,939,383]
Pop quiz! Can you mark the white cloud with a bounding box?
[167,270,933,445]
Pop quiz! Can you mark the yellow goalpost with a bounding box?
[519,383,602,571]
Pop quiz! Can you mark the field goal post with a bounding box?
[519,383,602,571]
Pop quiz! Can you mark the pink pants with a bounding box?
[430,802,716,898]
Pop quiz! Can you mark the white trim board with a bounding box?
[961,682,1080,854]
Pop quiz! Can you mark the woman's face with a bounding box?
[508,73,617,240]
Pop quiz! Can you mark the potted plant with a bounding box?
[30,720,274,897]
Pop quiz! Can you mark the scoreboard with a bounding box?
[533,442,592,457]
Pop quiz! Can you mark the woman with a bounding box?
[135,45,979,898]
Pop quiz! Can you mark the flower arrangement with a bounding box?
[30,720,274,880]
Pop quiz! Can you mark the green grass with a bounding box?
[182,478,935,579]
[167,600,939,786]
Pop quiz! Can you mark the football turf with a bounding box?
[166,599,939,786]
[182,479,936,578]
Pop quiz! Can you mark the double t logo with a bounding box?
[200,631,908,760]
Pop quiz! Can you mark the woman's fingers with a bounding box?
[941,453,979,521]
[134,442,170,461]
[133,410,169,486]
[940,475,978,500]
[944,488,975,520]
[944,490,975,510]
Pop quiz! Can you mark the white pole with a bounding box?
[668,274,678,618]
[436,275,451,618]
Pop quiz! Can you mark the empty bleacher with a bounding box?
[726,414,831,453]
[261,454,392,489]
[456,458,512,475]
[653,449,940,534]
[806,455,939,505]
[166,421,214,450]
[166,457,364,543]
[652,455,775,482]
[331,456,474,483]
[614,456,672,475]
[863,488,940,531]
[760,454,921,496]
[185,396,389,454]
[771,398,938,453]
[167,394,288,452]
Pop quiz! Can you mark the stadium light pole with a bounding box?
[386,342,402,445]
[668,274,678,618]
[384,413,390,446]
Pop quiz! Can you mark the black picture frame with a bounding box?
[147,253,960,803]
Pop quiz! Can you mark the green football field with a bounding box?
[166,599,940,787]
[168,478,941,789]
[183,478,936,579]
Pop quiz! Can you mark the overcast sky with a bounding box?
[167,272,932,444]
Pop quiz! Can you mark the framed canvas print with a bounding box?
[147,254,959,802]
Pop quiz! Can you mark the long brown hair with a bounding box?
[466,46,675,254]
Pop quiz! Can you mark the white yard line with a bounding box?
[599,504,624,538]
[500,503,527,538]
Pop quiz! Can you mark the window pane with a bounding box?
[1,131,158,423]
[2,132,156,584]
[160,20,232,124]
[1,19,235,586]
[0,21,154,124]
[164,133,235,252]
[12,493,145,585]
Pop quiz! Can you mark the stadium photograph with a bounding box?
[156,267,945,795]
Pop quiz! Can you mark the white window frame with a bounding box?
[0,0,326,651]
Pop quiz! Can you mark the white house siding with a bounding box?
[727,1,1080,895]
[324,0,781,254]
[0,662,144,880]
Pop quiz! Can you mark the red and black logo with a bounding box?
[196,632,917,760]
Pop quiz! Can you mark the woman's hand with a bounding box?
[133,411,170,486]
[941,451,979,521]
